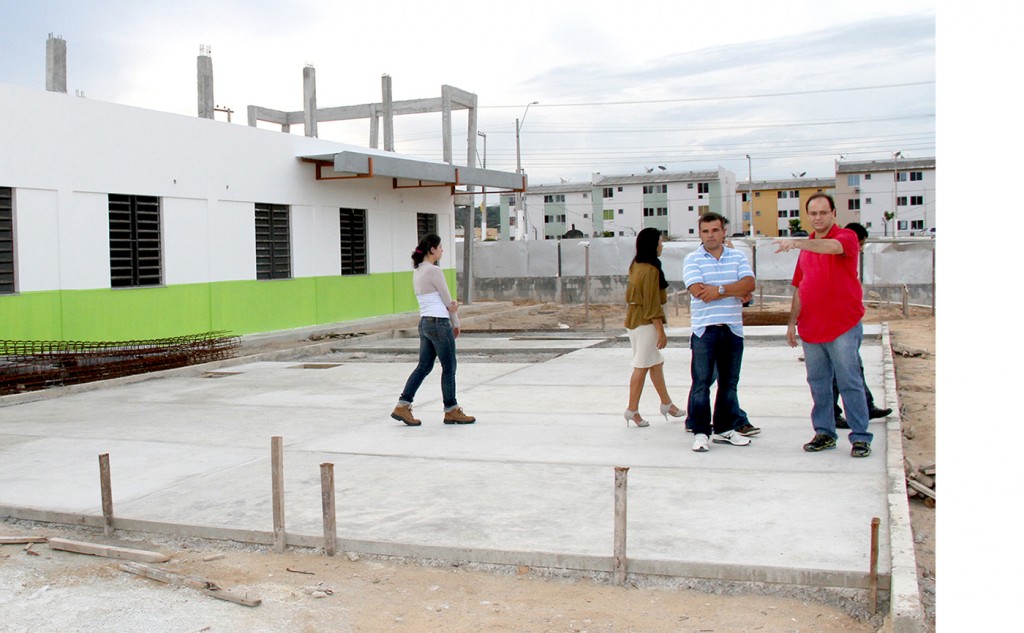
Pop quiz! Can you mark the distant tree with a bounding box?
[789,218,803,234]
[883,211,895,236]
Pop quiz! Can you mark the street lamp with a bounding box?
[893,151,903,236]
[477,131,487,241]
[514,101,539,241]
[746,154,753,236]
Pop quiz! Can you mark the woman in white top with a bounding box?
[391,234,476,426]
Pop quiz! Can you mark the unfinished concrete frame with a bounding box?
[245,72,479,169]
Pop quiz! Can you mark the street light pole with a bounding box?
[477,131,487,241]
[893,150,902,237]
[746,154,753,236]
[514,101,538,241]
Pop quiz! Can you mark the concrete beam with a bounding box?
[197,53,214,119]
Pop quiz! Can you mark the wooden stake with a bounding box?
[613,466,629,587]
[119,561,261,607]
[869,517,880,614]
[48,537,170,563]
[320,462,337,557]
[901,284,909,317]
[271,436,286,553]
[99,453,113,536]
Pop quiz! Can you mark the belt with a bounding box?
[420,316,449,322]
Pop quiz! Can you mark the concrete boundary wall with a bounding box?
[458,237,936,306]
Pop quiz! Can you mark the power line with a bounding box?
[482,81,934,109]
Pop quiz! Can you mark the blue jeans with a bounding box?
[802,322,873,444]
[399,317,458,410]
[687,325,745,435]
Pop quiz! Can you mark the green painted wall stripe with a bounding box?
[0,270,454,341]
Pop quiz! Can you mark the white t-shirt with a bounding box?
[413,263,459,328]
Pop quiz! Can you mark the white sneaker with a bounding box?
[692,433,709,452]
[712,430,751,446]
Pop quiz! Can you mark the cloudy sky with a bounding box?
[2,0,936,184]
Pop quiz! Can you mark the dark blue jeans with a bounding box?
[399,316,458,410]
[687,325,745,435]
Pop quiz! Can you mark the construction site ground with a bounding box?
[0,300,935,633]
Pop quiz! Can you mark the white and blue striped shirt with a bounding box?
[683,245,754,338]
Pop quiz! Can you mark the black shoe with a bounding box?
[851,441,872,458]
[803,433,837,452]
[868,407,892,420]
[835,414,849,429]
[736,423,761,437]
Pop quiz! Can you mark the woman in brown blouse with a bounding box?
[624,228,685,427]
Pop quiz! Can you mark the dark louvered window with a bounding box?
[339,208,368,275]
[417,213,437,240]
[255,203,291,280]
[1,187,14,294]
[109,194,162,288]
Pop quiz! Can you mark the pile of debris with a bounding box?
[0,331,240,395]
[2,534,259,607]
[905,457,936,508]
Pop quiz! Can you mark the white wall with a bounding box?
[0,82,457,291]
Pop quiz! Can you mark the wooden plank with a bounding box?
[120,562,261,607]
[0,536,47,544]
[907,479,936,499]
[47,537,170,563]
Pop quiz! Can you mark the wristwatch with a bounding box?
[718,285,725,295]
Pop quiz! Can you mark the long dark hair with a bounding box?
[631,227,668,289]
[412,233,442,268]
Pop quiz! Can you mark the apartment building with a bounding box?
[737,178,836,237]
[834,158,936,237]
[523,168,738,240]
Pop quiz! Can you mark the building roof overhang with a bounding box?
[300,150,525,193]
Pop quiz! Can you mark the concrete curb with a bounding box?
[881,322,927,632]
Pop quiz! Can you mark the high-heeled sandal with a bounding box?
[623,409,650,428]
[660,403,685,420]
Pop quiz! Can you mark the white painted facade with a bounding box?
[525,168,738,240]
[1,82,456,295]
[834,158,936,237]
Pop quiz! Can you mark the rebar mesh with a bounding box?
[1,331,240,395]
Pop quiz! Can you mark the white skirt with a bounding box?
[627,324,664,368]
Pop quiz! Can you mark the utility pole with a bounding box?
[514,101,538,240]
[478,131,487,241]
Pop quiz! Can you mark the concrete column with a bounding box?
[382,74,394,152]
[46,35,67,94]
[197,47,214,119]
[441,85,452,164]
[369,107,379,149]
[303,65,318,138]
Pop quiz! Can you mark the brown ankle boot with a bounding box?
[443,407,476,425]
[391,404,421,426]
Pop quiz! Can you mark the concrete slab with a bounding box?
[0,325,901,592]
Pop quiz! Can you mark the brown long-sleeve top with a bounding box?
[624,262,667,329]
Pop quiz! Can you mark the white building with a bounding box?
[523,168,738,240]
[0,82,516,341]
[834,157,936,237]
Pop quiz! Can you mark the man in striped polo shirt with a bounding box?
[683,212,756,453]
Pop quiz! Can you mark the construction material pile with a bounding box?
[0,332,240,395]
[905,457,936,508]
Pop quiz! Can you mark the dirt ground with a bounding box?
[0,300,935,633]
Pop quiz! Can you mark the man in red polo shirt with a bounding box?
[775,193,873,458]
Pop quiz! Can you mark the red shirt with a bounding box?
[791,224,864,344]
